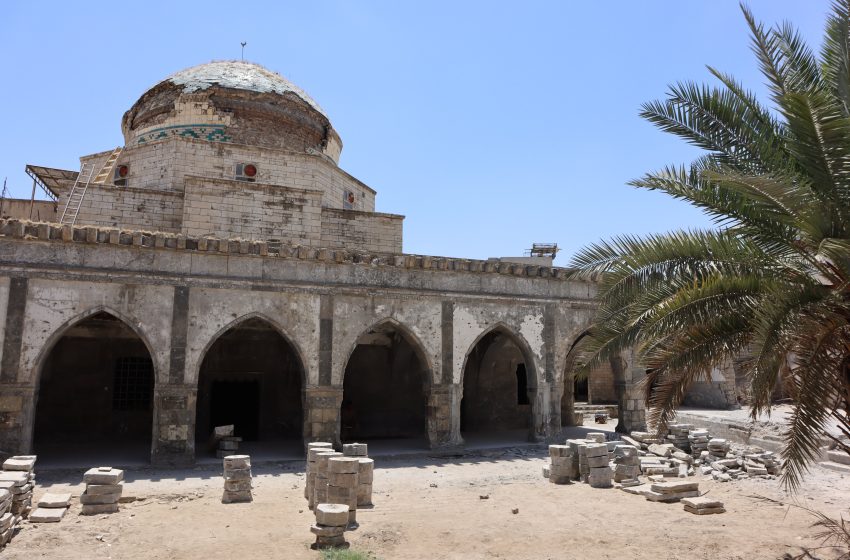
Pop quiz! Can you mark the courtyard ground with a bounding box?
[3,442,848,560]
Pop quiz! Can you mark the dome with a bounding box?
[121,61,342,163]
[165,61,328,118]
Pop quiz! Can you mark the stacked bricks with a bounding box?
[548,445,576,484]
[708,438,731,458]
[1,456,36,518]
[612,444,641,483]
[688,429,710,459]
[0,486,14,549]
[327,457,360,527]
[30,492,72,523]
[585,443,613,488]
[643,480,699,503]
[306,442,334,508]
[566,439,588,482]
[81,467,123,515]
[683,496,725,515]
[312,450,343,510]
[666,424,693,452]
[217,436,242,459]
[342,443,373,507]
[222,455,252,503]
[311,503,349,550]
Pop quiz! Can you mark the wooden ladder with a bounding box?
[91,147,123,184]
[59,162,95,226]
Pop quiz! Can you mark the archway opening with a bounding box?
[461,329,534,443]
[341,323,429,450]
[34,311,155,465]
[195,318,304,459]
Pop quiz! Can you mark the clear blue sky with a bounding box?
[1,1,830,264]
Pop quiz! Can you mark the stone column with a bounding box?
[151,384,196,467]
[304,385,343,448]
[546,380,566,432]
[615,349,647,433]
[427,384,462,451]
[0,384,35,457]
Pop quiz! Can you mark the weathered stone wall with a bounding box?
[71,185,184,232]
[182,176,323,242]
[0,218,648,464]
[320,208,403,254]
[0,200,57,222]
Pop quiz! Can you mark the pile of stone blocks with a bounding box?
[585,443,613,488]
[548,445,576,484]
[642,480,699,503]
[211,425,242,458]
[688,429,710,458]
[306,442,334,508]
[1,456,36,519]
[666,424,693,452]
[612,444,641,483]
[221,455,252,503]
[683,496,725,515]
[342,443,374,508]
[708,438,731,457]
[29,492,72,523]
[327,457,360,526]
[356,458,374,507]
[311,450,342,509]
[0,483,17,548]
[81,467,123,515]
[311,503,349,550]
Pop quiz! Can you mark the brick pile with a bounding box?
[29,492,72,523]
[547,445,576,484]
[1,456,35,519]
[0,487,15,549]
[80,467,123,515]
[311,503,349,550]
[665,424,693,452]
[305,442,333,509]
[612,444,640,483]
[586,443,613,488]
[327,457,360,527]
[342,443,373,508]
[221,455,252,504]
[312,451,343,509]
[683,496,726,515]
[688,429,710,458]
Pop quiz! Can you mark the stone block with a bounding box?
[83,467,124,485]
[81,503,119,515]
[29,507,67,523]
[587,455,609,469]
[224,468,252,481]
[85,483,123,496]
[315,503,349,527]
[80,491,120,505]
[310,524,345,537]
[2,457,36,471]
[328,472,358,487]
[584,443,608,458]
[0,472,28,486]
[38,492,72,508]
[328,457,359,474]
[342,443,368,457]
[222,490,252,504]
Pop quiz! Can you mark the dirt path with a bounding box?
[4,448,848,559]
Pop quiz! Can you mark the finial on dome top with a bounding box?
[240,42,247,61]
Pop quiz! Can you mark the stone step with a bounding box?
[826,450,850,466]
[819,461,850,474]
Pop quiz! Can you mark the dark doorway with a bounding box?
[34,311,155,463]
[195,318,303,453]
[341,323,428,444]
[461,330,532,436]
[210,380,260,440]
[574,376,589,402]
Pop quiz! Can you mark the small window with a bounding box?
[113,357,154,411]
[516,363,530,405]
[343,190,356,210]
[113,164,129,187]
[235,162,258,182]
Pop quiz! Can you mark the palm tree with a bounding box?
[567,1,850,490]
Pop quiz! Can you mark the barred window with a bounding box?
[113,357,154,411]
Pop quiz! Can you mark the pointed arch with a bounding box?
[340,317,434,445]
[460,322,540,390]
[339,317,435,386]
[189,311,308,386]
[31,305,161,385]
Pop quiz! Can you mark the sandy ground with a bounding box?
[3,446,849,560]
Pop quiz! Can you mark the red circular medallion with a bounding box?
[117,165,129,178]
[244,164,257,177]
